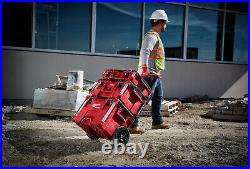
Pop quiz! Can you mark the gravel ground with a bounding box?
[2,103,248,166]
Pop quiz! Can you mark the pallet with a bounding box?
[22,107,75,117]
[140,100,179,117]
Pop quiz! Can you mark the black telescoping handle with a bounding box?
[137,74,151,91]
[137,80,158,115]
[140,76,159,109]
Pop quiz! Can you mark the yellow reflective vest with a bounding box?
[138,29,165,75]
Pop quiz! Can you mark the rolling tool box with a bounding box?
[72,69,151,144]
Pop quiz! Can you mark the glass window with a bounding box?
[35,3,91,52]
[96,2,142,55]
[187,8,223,61]
[35,3,57,49]
[3,3,33,47]
[145,3,184,59]
[189,2,224,9]
[226,2,248,13]
[224,13,248,64]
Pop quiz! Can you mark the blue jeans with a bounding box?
[131,76,164,127]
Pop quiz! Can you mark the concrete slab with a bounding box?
[33,89,89,111]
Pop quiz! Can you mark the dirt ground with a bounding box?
[2,102,248,166]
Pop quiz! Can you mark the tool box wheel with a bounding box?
[112,126,130,144]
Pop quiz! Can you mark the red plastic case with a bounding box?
[72,69,152,143]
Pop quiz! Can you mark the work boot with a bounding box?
[128,127,146,134]
[152,123,170,129]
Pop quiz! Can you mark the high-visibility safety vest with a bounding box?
[138,29,165,75]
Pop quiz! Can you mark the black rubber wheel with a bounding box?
[87,133,99,139]
[112,126,130,145]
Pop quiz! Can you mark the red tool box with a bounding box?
[90,79,151,115]
[72,69,151,144]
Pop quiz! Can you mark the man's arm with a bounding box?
[140,34,158,67]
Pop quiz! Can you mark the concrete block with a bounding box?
[139,111,151,116]
[33,89,89,111]
[66,70,84,91]
[161,101,178,112]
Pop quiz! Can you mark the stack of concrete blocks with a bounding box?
[161,101,180,116]
[33,70,92,113]
[140,100,180,117]
[205,98,248,122]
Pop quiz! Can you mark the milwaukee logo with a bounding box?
[92,104,101,109]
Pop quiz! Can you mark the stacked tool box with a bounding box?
[72,69,151,144]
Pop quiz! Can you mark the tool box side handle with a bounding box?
[118,101,135,121]
[80,116,92,124]
[130,83,147,100]
[117,111,126,122]
[143,77,159,106]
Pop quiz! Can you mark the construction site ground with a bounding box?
[2,102,248,166]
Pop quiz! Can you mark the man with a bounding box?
[129,10,170,134]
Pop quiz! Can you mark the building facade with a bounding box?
[2,2,248,104]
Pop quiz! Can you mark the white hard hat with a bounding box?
[150,10,170,22]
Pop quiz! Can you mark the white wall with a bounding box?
[2,49,248,101]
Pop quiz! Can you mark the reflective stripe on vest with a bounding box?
[149,55,165,59]
[150,49,165,58]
